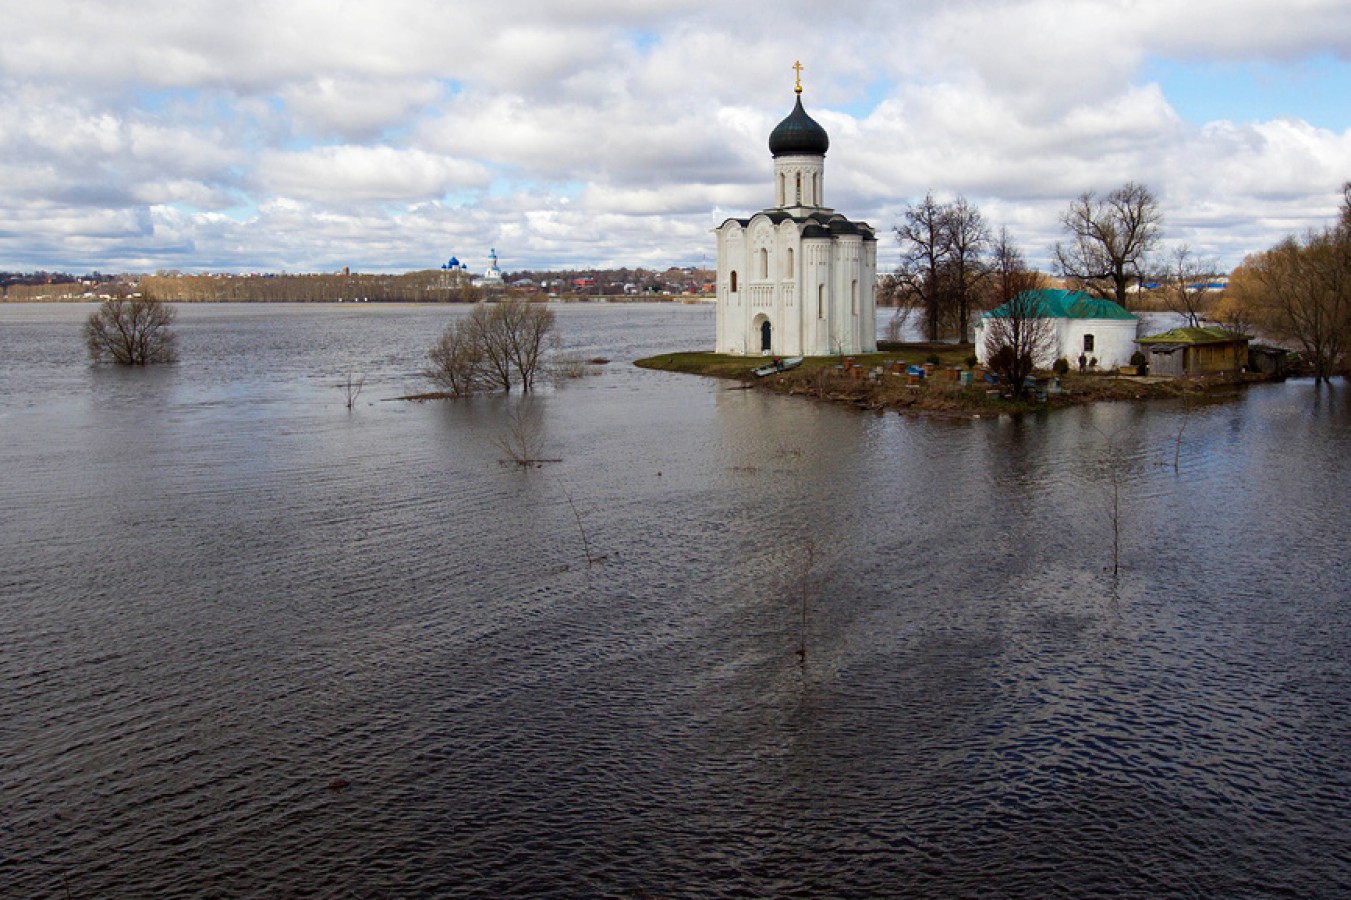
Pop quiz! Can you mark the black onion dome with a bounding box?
[768,95,829,157]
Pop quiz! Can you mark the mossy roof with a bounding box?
[1137,326,1250,345]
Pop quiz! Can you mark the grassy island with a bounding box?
[635,344,1258,417]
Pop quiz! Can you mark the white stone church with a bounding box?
[714,72,877,357]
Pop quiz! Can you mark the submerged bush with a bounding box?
[85,298,178,365]
[425,300,556,396]
[549,351,603,380]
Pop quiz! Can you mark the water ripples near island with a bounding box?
[2,302,1349,897]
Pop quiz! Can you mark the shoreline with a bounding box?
[635,349,1271,417]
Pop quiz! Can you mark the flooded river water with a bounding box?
[2,302,1349,897]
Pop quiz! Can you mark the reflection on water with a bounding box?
[2,303,1349,897]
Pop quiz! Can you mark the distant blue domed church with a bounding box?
[715,64,877,356]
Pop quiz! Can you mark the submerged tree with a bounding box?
[425,300,557,396]
[495,402,551,467]
[85,298,178,365]
[426,316,489,396]
[1230,231,1349,383]
[1221,183,1351,384]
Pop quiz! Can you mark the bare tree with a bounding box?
[982,290,1057,400]
[875,272,905,308]
[794,537,818,668]
[876,273,918,342]
[1091,425,1129,578]
[425,300,558,396]
[561,487,604,566]
[85,298,178,365]
[1053,182,1162,309]
[1230,183,1351,383]
[426,317,490,396]
[465,303,517,391]
[883,305,914,343]
[895,192,951,341]
[988,227,1045,307]
[1232,230,1349,384]
[495,402,557,467]
[496,300,556,392]
[1107,441,1122,577]
[943,196,992,341]
[341,372,365,410]
[1162,245,1219,327]
[895,193,990,341]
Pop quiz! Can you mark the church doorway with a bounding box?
[759,319,772,352]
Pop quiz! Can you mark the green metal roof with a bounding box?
[1137,326,1250,345]
[982,289,1136,320]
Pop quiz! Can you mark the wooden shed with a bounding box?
[1136,326,1249,377]
[1247,344,1291,377]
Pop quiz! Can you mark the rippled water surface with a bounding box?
[3,302,1349,897]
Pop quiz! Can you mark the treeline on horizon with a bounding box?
[1,271,118,289]
[0,266,715,303]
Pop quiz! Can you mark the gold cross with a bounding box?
[793,60,803,93]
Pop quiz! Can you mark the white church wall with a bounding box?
[774,157,825,210]
[1061,319,1137,369]
[714,88,877,358]
[974,316,1138,370]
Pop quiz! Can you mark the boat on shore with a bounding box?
[753,356,803,377]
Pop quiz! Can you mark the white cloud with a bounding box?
[0,0,1347,273]
[255,146,491,202]
[280,77,447,141]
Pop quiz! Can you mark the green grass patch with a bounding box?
[634,352,763,378]
[635,345,977,380]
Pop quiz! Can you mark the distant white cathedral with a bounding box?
[715,65,877,356]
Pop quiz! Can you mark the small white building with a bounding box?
[714,75,877,357]
[973,289,1138,370]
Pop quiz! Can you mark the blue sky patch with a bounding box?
[1144,53,1351,130]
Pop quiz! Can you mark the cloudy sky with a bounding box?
[2,0,1349,276]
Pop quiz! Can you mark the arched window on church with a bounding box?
[818,284,825,319]
[778,174,786,206]
[851,279,858,315]
[730,270,738,293]
[759,248,768,280]
[785,247,794,279]
[795,173,802,205]
[813,173,819,205]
